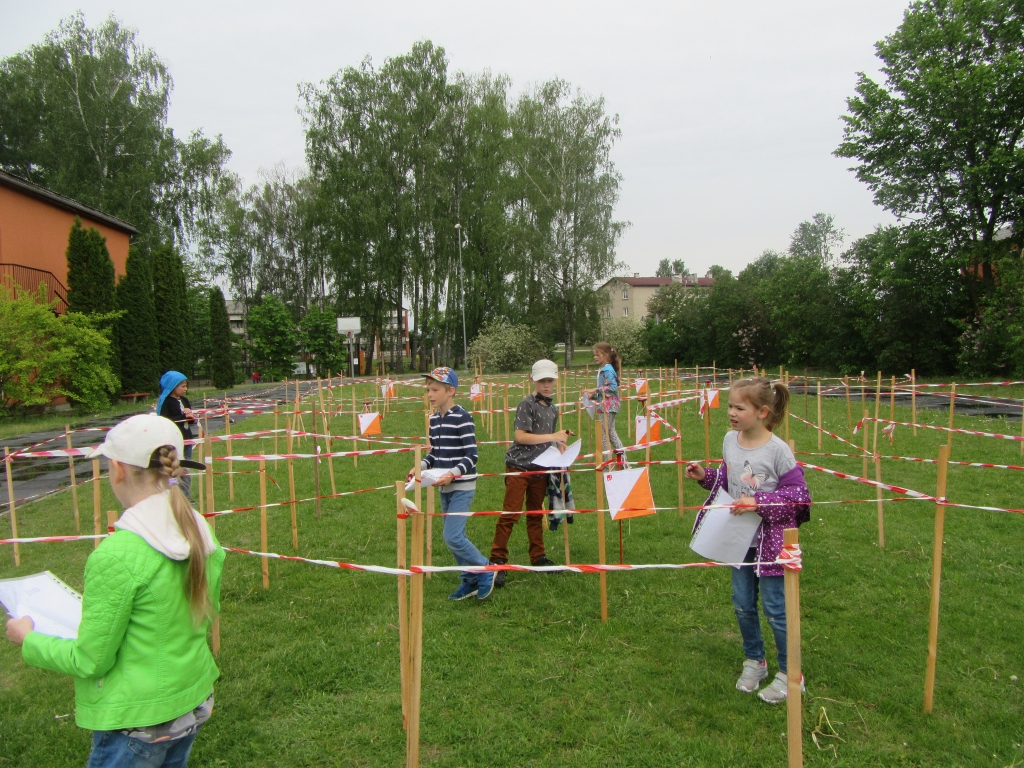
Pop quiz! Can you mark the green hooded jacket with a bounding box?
[21,526,224,731]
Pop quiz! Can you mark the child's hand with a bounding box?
[731,496,757,515]
[434,472,455,487]
[406,470,416,483]
[685,462,705,481]
[552,430,571,444]
[5,616,33,645]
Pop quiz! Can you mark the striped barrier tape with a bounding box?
[854,417,1024,442]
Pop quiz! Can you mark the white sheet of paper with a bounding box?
[0,571,82,639]
[582,393,597,420]
[689,488,762,568]
[532,439,581,468]
[405,467,451,492]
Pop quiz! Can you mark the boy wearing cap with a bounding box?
[411,367,494,601]
[490,359,570,584]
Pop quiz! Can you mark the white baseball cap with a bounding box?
[531,359,559,381]
[87,413,206,470]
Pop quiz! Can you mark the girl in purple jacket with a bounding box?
[686,377,811,703]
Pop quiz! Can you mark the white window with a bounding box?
[623,307,629,317]
[640,316,646,322]
[622,288,629,299]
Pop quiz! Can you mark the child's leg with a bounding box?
[440,489,487,586]
[606,411,625,452]
[759,575,788,674]
[524,474,548,563]
[731,547,766,662]
[491,468,527,562]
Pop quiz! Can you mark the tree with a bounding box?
[835,0,1024,285]
[247,296,296,380]
[655,258,687,277]
[788,213,845,266]
[208,287,234,389]
[601,317,648,365]
[66,218,115,315]
[467,321,549,373]
[151,243,190,374]
[115,246,160,394]
[300,305,344,376]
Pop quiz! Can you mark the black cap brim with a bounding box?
[180,459,207,470]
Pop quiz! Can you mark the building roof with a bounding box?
[0,169,139,235]
[601,275,716,290]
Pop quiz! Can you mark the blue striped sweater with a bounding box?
[420,404,478,492]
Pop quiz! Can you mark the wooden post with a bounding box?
[425,485,433,578]
[626,390,632,440]
[645,403,652,466]
[395,481,410,730]
[947,383,956,453]
[260,457,269,589]
[889,375,896,421]
[784,371,791,444]
[406,474,425,768]
[844,376,853,438]
[65,426,80,533]
[204,422,216,534]
[317,378,337,495]
[677,390,685,518]
[4,447,20,566]
[225,399,234,502]
[862,408,869,481]
[816,379,823,450]
[594,427,608,623]
[92,459,102,549]
[1020,399,1023,456]
[911,369,917,435]
[196,426,205,518]
[872,406,885,549]
[504,384,510,443]
[703,392,711,462]
[287,425,297,551]
[352,385,359,468]
[577,389,583,440]
[783,527,804,768]
[274,401,280,469]
[313,436,322,521]
[923,445,951,714]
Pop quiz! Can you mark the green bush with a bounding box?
[600,317,648,366]
[468,321,549,373]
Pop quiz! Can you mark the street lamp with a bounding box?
[455,222,468,369]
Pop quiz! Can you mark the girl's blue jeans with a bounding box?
[87,729,198,768]
[732,547,788,673]
[440,489,488,587]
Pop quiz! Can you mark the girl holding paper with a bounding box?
[587,342,626,466]
[685,377,811,704]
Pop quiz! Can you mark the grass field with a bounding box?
[1,374,1023,767]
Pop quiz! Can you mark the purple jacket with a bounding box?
[692,463,811,577]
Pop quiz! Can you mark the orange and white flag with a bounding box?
[603,467,656,520]
[470,383,483,402]
[698,389,720,416]
[358,412,382,435]
[634,413,662,444]
[381,380,395,398]
[634,378,648,396]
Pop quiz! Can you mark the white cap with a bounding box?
[531,359,559,381]
[87,413,206,470]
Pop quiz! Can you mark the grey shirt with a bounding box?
[721,431,796,500]
[504,393,559,470]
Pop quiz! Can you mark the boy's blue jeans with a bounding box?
[440,489,488,587]
[732,547,788,673]
[87,729,198,768]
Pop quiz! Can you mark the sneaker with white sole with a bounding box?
[757,672,805,704]
[477,572,495,600]
[448,582,478,601]
[736,659,769,693]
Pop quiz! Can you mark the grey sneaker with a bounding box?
[757,672,805,704]
[736,659,769,693]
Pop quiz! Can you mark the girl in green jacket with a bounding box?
[5,413,224,768]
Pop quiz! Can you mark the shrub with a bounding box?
[468,321,549,373]
[600,316,648,366]
[209,287,235,389]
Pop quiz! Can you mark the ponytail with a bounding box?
[593,341,621,380]
[730,376,790,432]
[154,446,211,623]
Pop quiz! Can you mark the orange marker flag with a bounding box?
[698,388,720,416]
[603,467,657,520]
[634,413,662,444]
[634,378,649,396]
[358,412,382,436]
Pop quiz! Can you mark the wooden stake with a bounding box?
[92,459,102,549]
[1020,399,1023,456]
[65,426,80,533]
[677,391,685,518]
[504,384,510,443]
[594,427,608,623]
[287,429,298,551]
[844,376,853,438]
[204,421,216,537]
[703,392,711,462]
[923,444,951,713]
[947,383,956,453]
[783,527,804,768]
[317,377,337,495]
[645,403,652,466]
[816,379,823,450]
[862,408,870,481]
[395,481,410,730]
[274,402,279,470]
[196,427,205,517]
[406,475,425,767]
[911,369,917,436]
[352,385,359,468]
[425,484,433,578]
[872,408,885,549]
[4,447,20,566]
[260,457,269,589]
[225,398,234,502]
[889,375,896,421]
[784,371,791,444]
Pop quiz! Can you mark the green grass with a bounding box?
[2,377,1023,767]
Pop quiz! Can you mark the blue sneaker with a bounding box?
[477,572,495,600]
[448,581,478,601]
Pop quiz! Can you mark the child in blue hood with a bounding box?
[158,371,196,498]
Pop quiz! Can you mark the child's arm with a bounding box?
[438,416,478,485]
[514,429,570,445]
[751,466,811,524]
[685,462,719,490]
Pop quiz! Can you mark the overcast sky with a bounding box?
[2,0,906,276]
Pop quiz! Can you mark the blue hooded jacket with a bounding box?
[156,371,188,418]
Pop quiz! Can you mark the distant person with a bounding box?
[585,342,627,467]
[251,371,261,384]
[158,371,196,499]
[5,413,222,768]
[685,377,811,703]
[408,367,494,601]
[489,359,570,585]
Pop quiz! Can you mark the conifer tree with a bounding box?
[115,247,160,394]
[208,286,234,389]
[151,242,190,374]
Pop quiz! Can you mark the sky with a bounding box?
[1,0,906,277]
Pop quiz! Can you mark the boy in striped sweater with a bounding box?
[412,367,495,601]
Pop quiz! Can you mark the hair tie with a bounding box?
[168,477,179,486]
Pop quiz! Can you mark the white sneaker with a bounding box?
[736,659,769,693]
[757,672,806,704]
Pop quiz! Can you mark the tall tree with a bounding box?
[115,246,160,394]
[655,258,687,277]
[835,0,1024,286]
[151,242,190,374]
[246,295,296,380]
[788,213,845,266]
[208,286,234,389]
[66,218,115,315]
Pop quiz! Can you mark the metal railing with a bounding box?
[0,263,69,313]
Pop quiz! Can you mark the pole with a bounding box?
[92,459,102,550]
[783,527,804,768]
[703,392,711,462]
[287,420,298,551]
[455,221,468,367]
[889,375,896,421]
[352,385,359,469]
[923,445,951,713]
[947,383,956,453]
[816,379,822,451]
[784,371,790,444]
[4,447,20,566]
[911,369,918,436]
[872,405,885,549]
[318,378,337,495]
[65,426,80,532]
[594,427,608,623]
[260,457,269,589]
[406,474,425,768]
[395,481,410,730]
[844,376,853,438]
[225,397,234,502]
